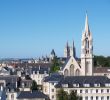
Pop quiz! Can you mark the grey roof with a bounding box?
[0,75,18,83]
[0,75,18,91]
[16,63,52,68]
[17,91,49,99]
[31,66,49,74]
[44,73,64,82]
[55,76,110,88]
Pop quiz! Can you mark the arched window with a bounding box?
[11,94,14,100]
[70,64,74,76]
[64,69,69,76]
[75,69,80,76]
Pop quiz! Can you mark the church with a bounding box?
[60,13,93,76]
[43,13,110,100]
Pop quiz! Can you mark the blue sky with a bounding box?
[0,0,110,58]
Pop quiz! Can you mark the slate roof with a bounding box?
[17,91,49,99]
[15,63,52,68]
[55,76,110,88]
[31,66,49,74]
[0,75,18,91]
[44,73,64,82]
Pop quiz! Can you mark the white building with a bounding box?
[30,66,49,85]
[43,74,63,100]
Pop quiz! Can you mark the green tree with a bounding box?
[30,80,38,91]
[69,90,82,100]
[50,56,60,73]
[94,55,110,67]
[57,89,68,100]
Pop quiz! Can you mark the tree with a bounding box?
[94,55,110,67]
[57,88,68,100]
[25,75,32,80]
[50,56,60,73]
[69,90,82,100]
[30,80,38,91]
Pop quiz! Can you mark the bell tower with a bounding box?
[81,13,93,76]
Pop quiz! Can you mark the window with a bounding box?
[96,89,98,93]
[80,90,82,93]
[94,83,100,87]
[91,89,93,93]
[84,84,90,87]
[101,89,103,93]
[91,96,93,100]
[62,84,68,88]
[101,96,104,100]
[107,89,109,93]
[85,89,88,93]
[105,83,110,87]
[85,96,88,100]
[11,94,14,100]
[73,84,79,87]
[96,96,98,100]
[107,96,109,100]
[52,95,54,99]
[52,89,54,92]
[74,90,77,93]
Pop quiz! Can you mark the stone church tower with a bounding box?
[81,13,93,76]
[64,42,70,58]
[64,41,76,58]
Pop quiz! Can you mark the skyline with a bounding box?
[0,0,110,58]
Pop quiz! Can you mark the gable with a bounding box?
[61,56,81,76]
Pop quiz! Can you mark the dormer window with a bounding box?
[37,71,39,74]
[73,84,79,87]
[62,84,68,88]
[84,84,90,87]
[44,71,47,74]
[94,83,100,87]
[105,83,110,87]
[33,71,35,74]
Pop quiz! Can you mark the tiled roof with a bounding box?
[31,66,49,74]
[0,75,18,90]
[16,63,52,68]
[55,76,110,88]
[17,91,49,99]
[44,73,64,82]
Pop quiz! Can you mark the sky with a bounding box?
[0,0,110,58]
